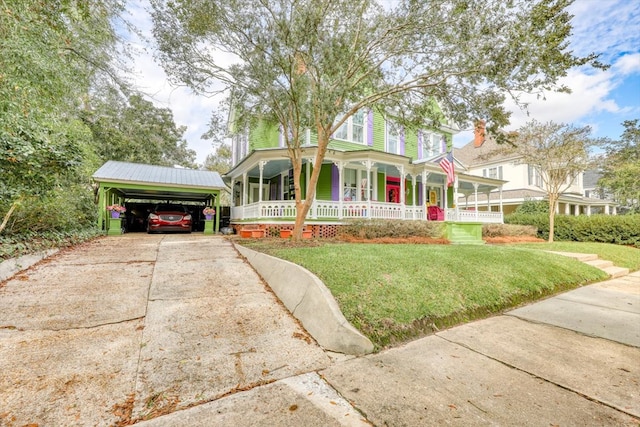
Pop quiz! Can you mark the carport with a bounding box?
[92,161,227,234]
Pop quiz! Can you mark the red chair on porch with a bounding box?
[427,205,444,221]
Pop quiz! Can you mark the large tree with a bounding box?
[597,119,640,213]
[509,120,596,242]
[0,0,125,233]
[150,0,604,238]
[83,89,197,168]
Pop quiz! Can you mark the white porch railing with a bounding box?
[445,208,503,224]
[232,201,503,223]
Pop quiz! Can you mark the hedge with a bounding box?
[505,213,640,247]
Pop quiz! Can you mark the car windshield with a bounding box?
[154,205,187,213]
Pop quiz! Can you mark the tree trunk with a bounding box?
[548,194,557,243]
[0,197,21,234]
[291,126,330,240]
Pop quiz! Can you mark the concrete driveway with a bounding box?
[0,235,332,426]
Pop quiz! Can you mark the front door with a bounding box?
[386,184,400,203]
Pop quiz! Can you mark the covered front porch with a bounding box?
[226,147,505,225]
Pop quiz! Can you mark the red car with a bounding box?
[147,204,192,233]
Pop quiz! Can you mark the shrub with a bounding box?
[506,213,640,247]
[482,223,538,238]
[339,219,446,239]
[514,199,549,215]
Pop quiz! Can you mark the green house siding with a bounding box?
[242,109,453,161]
[376,172,386,201]
[316,164,333,200]
[250,122,280,150]
[371,111,386,152]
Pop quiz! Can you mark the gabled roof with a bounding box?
[93,161,226,189]
[455,135,520,168]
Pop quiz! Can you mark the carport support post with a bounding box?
[204,219,214,235]
[215,191,220,233]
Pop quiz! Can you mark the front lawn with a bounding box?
[241,240,611,349]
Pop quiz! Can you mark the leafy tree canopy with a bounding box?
[150,0,606,238]
[509,120,597,242]
[597,119,640,212]
[83,88,197,168]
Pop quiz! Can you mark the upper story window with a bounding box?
[421,131,446,158]
[334,110,366,144]
[386,121,401,154]
[231,131,249,166]
[528,165,543,188]
[483,166,503,180]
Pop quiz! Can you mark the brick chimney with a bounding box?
[474,120,486,147]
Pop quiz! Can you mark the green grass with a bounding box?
[242,240,610,349]
[514,241,640,271]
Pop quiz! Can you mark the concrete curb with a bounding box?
[0,250,59,282]
[235,244,374,355]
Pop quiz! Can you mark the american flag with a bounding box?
[439,151,455,187]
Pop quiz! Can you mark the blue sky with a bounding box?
[127,1,640,163]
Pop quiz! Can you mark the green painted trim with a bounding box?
[107,218,123,236]
[204,219,215,235]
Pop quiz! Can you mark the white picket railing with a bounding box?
[232,201,503,223]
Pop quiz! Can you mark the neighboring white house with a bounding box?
[455,122,617,216]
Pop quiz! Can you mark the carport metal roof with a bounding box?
[92,161,227,201]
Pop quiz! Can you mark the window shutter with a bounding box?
[417,130,423,159]
[498,166,503,180]
[483,169,487,177]
[400,126,405,155]
[331,164,339,201]
[367,110,374,146]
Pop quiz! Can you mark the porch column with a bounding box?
[454,175,459,221]
[586,205,591,216]
[499,186,503,215]
[574,204,580,216]
[411,174,417,218]
[398,165,406,219]
[229,178,235,207]
[421,170,429,221]
[242,173,248,207]
[308,157,316,219]
[258,161,265,204]
[486,191,491,210]
[605,204,610,215]
[473,182,479,221]
[363,160,374,219]
[334,161,345,219]
[612,205,617,215]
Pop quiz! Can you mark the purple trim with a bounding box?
[332,164,339,200]
[400,126,405,155]
[417,130,423,159]
[441,135,446,153]
[418,185,423,205]
[367,110,373,146]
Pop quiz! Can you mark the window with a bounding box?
[343,168,373,201]
[422,132,446,158]
[528,165,543,188]
[482,166,503,180]
[343,169,357,201]
[232,131,249,165]
[386,121,401,154]
[334,110,366,144]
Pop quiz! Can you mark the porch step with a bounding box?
[447,223,485,245]
[546,251,598,262]
[546,251,629,278]
[584,259,614,269]
[602,266,630,278]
